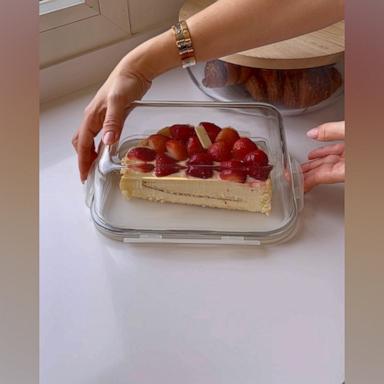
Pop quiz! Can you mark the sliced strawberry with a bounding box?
[127,147,156,161]
[186,152,214,179]
[148,134,169,154]
[215,127,240,148]
[166,139,188,161]
[199,122,221,142]
[232,138,258,160]
[207,141,231,161]
[186,166,213,179]
[248,164,273,181]
[157,126,171,137]
[127,163,154,173]
[187,151,213,165]
[154,153,180,177]
[187,136,204,157]
[243,149,269,167]
[219,169,247,183]
[169,124,195,141]
[219,159,245,171]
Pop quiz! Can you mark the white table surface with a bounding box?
[40,69,344,384]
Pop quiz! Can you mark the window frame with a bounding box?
[40,0,131,68]
[40,0,100,32]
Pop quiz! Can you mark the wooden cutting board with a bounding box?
[179,0,345,69]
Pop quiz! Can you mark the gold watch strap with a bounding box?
[172,20,196,68]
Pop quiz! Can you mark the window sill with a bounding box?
[40,24,168,103]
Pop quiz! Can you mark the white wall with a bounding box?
[128,0,186,33]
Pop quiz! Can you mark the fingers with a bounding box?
[74,111,101,182]
[307,143,345,160]
[101,96,128,146]
[306,121,345,142]
[303,159,345,192]
[301,154,340,173]
[75,98,127,181]
[77,129,98,182]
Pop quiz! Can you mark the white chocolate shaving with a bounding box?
[195,124,212,149]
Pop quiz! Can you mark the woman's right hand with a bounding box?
[72,66,151,182]
[72,29,180,182]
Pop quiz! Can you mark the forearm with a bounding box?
[118,0,344,80]
[189,0,344,61]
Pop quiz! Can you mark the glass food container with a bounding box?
[187,60,344,116]
[85,101,304,245]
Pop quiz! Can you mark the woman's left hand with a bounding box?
[301,121,345,192]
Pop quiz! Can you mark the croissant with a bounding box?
[202,60,252,87]
[281,67,342,108]
[244,69,283,104]
[203,60,342,109]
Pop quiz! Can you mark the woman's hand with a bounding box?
[72,30,180,182]
[72,68,151,182]
[301,121,345,192]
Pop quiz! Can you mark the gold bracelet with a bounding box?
[172,20,196,68]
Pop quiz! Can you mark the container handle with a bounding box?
[290,157,304,212]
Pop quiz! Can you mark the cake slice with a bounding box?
[119,122,273,214]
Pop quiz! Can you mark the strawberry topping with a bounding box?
[148,134,169,154]
[187,152,214,165]
[127,163,154,173]
[219,169,247,183]
[247,164,273,181]
[207,141,231,161]
[127,147,156,161]
[243,149,269,167]
[187,136,204,157]
[186,152,214,179]
[232,138,258,160]
[166,139,188,161]
[154,153,181,177]
[186,166,213,179]
[157,126,171,137]
[169,124,195,141]
[220,159,245,171]
[199,122,221,142]
[215,127,240,148]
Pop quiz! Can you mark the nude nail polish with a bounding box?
[306,128,318,139]
[103,131,115,145]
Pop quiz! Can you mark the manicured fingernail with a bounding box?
[306,128,318,139]
[103,131,115,145]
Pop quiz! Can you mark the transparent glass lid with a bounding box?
[86,101,303,245]
[187,61,344,116]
